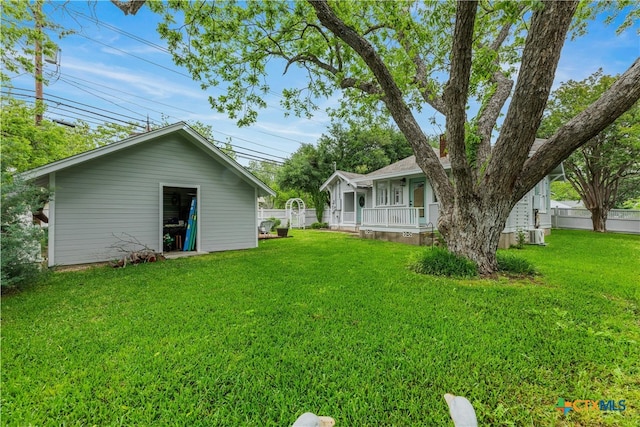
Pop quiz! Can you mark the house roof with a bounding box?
[321,138,564,188]
[358,147,451,181]
[19,122,276,197]
[319,170,371,191]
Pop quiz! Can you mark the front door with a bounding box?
[356,193,366,224]
[409,179,426,225]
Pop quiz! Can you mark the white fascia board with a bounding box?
[360,169,424,182]
[320,171,358,191]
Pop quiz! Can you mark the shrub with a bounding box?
[311,222,329,229]
[512,228,527,249]
[408,246,478,278]
[1,174,50,290]
[497,252,537,276]
[267,217,281,231]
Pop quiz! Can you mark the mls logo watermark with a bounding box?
[555,398,626,415]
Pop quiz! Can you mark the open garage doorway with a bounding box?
[161,185,199,253]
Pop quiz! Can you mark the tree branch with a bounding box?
[442,0,478,194]
[339,77,383,95]
[396,27,447,115]
[284,53,338,75]
[475,71,513,167]
[308,0,453,208]
[110,0,145,15]
[515,57,640,201]
[475,12,524,168]
[484,0,579,198]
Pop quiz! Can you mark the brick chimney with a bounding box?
[439,134,447,158]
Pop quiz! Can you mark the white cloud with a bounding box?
[62,58,204,100]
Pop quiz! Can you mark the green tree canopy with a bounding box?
[0,0,60,85]
[1,97,138,173]
[277,143,327,221]
[550,181,580,202]
[317,123,413,174]
[539,70,640,231]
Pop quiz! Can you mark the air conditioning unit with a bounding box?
[528,229,545,245]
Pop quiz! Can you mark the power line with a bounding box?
[4,90,147,129]
[58,76,163,125]
[59,72,197,115]
[69,9,171,54]
[6,91,287,164]
[54,73,298,155]
[8,87,148,124]
[44,111,105,127]
[64,11,330,127]
[210,138,286,161]
[255,129,311,145]
[75,33,192,79]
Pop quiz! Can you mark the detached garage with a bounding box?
[21,122,275,267]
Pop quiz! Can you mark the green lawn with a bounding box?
[2,229,638,426]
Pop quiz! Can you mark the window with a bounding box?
[392,181,403,205]
[376,182,389,206]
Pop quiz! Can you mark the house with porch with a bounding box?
[320,140,564,248]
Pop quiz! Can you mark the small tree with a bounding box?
[1,173,50,290]
[278,144,328,222]
[539,71,640,231]
[316,122,414,174]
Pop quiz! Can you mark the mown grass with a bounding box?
[1,229,638,426]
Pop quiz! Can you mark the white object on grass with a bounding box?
[291,412,335,427]
[444,393,478,427]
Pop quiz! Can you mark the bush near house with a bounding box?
[1,174,49,290]
[497,253,537,276]
[408,246,478,278]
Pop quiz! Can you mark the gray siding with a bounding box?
[52,135,256,265]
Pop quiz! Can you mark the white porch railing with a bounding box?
[362,207,423,228]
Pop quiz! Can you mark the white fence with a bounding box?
[551,208,640,234]
[258,208,331,228]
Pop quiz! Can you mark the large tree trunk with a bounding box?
[437,196,513,275]
[589,207,608,232]
[310,0,575,275]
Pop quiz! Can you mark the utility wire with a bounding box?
[59,76,163,125]
[5,91,286,164]
[210,138,286,161]
[8,87,148,124]
[75,33,193,79]
[69,9,171,54]
[54,73,299,154]
[59,73,191,115]
[65,11,329,126]
[4,90,146,129]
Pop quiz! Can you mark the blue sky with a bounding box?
[6,1,639,166]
